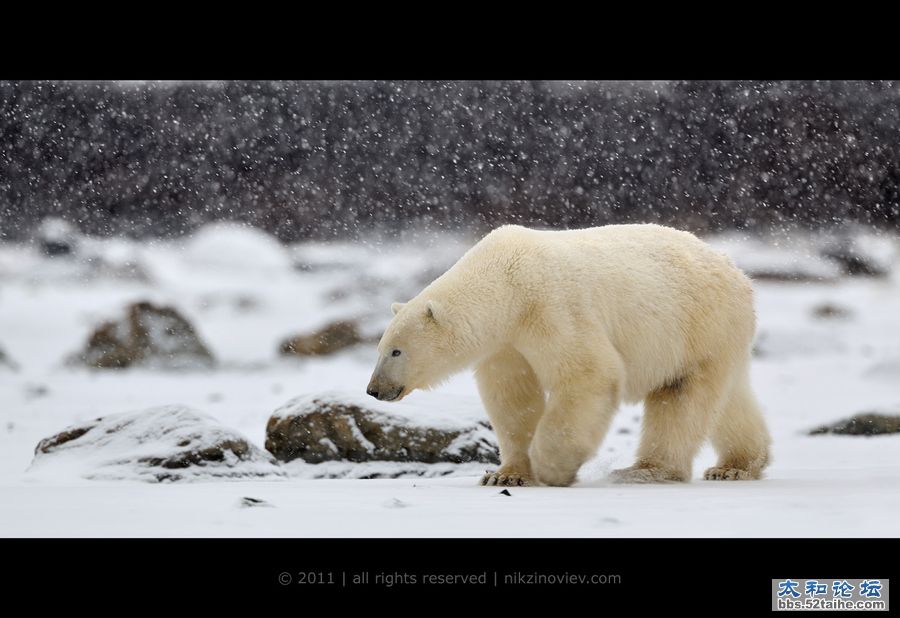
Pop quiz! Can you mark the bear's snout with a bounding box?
[366,378,404,401]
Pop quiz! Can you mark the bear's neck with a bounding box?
[428,259,522,363]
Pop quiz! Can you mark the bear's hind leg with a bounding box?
[611,361,731,483]
[704,369,771,480]
[475,346,545,487]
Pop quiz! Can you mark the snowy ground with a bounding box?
[1,223,899,537]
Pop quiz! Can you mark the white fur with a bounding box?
[369,224,771,487]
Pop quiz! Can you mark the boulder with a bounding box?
[279,320,366,356]
[76,301,215,369]
[31,406,284,482]
[809,412,900,436]
[265,394,499,465]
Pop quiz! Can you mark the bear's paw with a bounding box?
[479,470,533,487]
[609,464,686,483]
[703,466,759,480]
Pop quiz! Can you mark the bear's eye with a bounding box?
[391,349,402,357]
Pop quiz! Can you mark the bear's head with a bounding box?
[366,298,470,401]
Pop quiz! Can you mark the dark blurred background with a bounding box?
[2,80,899,241]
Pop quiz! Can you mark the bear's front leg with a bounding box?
[529,375,619,487]
[475,346,545,487]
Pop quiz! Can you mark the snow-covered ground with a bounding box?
[1,223,898,537]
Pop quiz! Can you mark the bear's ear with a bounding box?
[425,299,443,323]
[390,302,406,315]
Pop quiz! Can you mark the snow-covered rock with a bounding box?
[30,406,285,482]
[74,301,215,369]
[820,237,891,277]
[185,222,292,272]
[265,392,499,466]
[35,217,80,257]
[707,233,842,282]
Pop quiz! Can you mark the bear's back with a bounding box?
[479,224,755,399]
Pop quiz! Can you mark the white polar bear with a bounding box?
[366,224,771,487]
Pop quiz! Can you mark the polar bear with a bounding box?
[366,224,771,487]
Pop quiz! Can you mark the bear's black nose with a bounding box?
[366,387,379,399]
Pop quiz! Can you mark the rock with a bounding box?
[76,301,215,369]
[820,239,890,277]
[706,233,842,283]
[187,222,293,272]
[239,497,274,508]
[30,406,285,482]
[809,413,900,436]
[265,394,499,465]
[811,303,853,320]
[279,320,365,356]
[35,217,79,257]
[0,345,19,371]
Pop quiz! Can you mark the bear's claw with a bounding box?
[480,471,532,487]
[703,466,757,480]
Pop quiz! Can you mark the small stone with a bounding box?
[812,303,852,320]
[0,346,19,372]
[239,497,273,508]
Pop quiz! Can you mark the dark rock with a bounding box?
[809,413,900,436]
[747,270,836,283]
[239,497,273,508]
[265,395,499,465]
[31,405,284,481]
[499,489,512,496]
[279,320,365,356]
[75,301,215,369]
[812,303,853,320]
